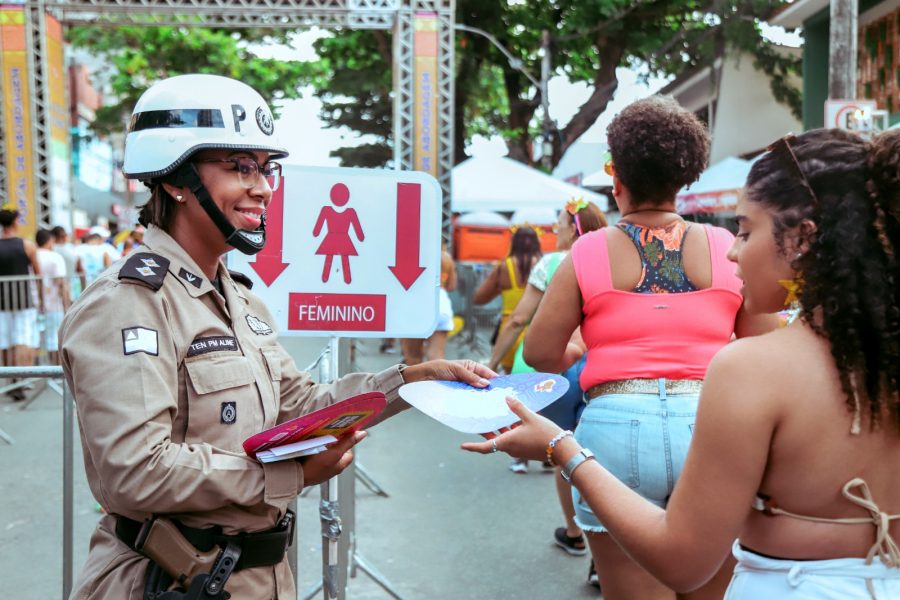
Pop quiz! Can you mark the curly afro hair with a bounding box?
[746,128,900,432]
[607,96,710,206]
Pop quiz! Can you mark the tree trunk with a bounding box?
[503,70,539,166]
[554,36,624,170]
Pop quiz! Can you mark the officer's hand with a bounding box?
[300,430,367,486]
[402,359,496,388]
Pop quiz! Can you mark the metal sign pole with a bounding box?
[319,335,342,599]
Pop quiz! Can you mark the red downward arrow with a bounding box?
[389,183,425,290]
[250,180,289,286]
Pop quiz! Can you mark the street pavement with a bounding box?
[0,332,600,599]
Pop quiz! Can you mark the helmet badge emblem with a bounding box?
[256,107,274,136]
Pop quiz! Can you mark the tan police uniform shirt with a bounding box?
[61,226,405,600]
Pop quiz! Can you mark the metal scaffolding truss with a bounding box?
[25,5,54,228]
[42,0,401,28]
[4,0,454,243]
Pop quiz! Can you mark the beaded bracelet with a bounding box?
[546,430,573,465]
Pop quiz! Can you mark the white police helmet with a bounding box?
[122,74,288,181]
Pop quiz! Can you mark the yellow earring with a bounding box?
[778,277,803,307]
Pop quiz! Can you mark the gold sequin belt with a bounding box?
[586,378,703,399]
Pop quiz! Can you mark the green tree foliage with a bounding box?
[66,25,308,136]
[307,0,801,169]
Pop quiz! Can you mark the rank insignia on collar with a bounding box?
[246,314,273,335]
[119,252,169,291]
[179,267,203,288]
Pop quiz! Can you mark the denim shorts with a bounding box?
[572,381,699,533]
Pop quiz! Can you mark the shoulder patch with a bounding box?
[118,252,170,291]
[228,270,254,290]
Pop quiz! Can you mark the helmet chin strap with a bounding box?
[168,163,266,255]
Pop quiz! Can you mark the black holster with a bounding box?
[143,541,241,600]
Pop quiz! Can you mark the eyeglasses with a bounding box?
[766,134,818,207]
[196,157,282,191]
[602,151,615,176]
[604,160,615,177]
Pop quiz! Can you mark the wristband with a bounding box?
[546,430,573,465]
[561,448,596,483]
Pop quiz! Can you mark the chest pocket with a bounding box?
[184,354,258,450]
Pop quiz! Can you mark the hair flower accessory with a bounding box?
[563,198,589,237]
[565,198,589,215]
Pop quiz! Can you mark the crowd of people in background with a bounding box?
[0,206,146,399]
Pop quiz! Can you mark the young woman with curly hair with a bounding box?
[467,127,900,600]
[466,96,777,600]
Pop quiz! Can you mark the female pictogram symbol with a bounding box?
[312,183,365,284]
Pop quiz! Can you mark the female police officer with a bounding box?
[60,74,492,600]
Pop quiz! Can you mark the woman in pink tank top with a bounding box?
[467,129,900,600]
[468,97,776,600]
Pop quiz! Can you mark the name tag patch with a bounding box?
[187,335,238,357]
[221,402,237,424]
[122,327,158,356]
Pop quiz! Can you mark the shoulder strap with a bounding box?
[118,252,169,291]
[228,269,254,290]
[703,225,739,289]
[571,229,612,301]
[505,257,519,288]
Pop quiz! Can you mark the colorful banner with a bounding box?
[1,6,36,237]
[46,12,71,226]
[413,13,438,176]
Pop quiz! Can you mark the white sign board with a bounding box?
[825,99,878,130]
[229,165,442,338]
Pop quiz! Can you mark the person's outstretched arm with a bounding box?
[464,338,778,592]
[472,263,501,305]
[442,252,457,292]
[521,256,581,373]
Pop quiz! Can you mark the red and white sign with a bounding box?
[825,99,878,130]
[229,165,442,338]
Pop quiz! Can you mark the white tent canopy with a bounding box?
[676,156,754,214]
[452,156,608,213]
[582,168,614,187]
[456,211,510,227]
[510,207,556,225]
[678,156,753,195]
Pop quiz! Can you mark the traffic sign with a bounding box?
[825,99,878,130]
[228,165,443,338]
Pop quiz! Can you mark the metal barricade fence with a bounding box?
[0,365,72,597]
[450,262,502,357]
[0,272,84,363]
